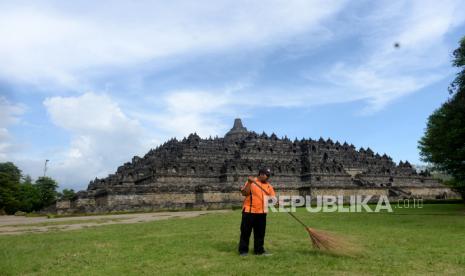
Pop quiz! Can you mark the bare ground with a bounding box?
[0,210,231,235]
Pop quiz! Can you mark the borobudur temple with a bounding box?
[56,119,458,213]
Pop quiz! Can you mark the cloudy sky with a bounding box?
[1,0,464,191]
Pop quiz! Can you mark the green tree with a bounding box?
[449,37,465,95]
[58,188,76,200]
[17,175,41,212]
[419,37,465,199]
[0,162,21,182]
[35,177,59,209]
[0,162,22,214]
[0,162,63,213]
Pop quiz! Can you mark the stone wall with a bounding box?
[56,119,459,214]
[57,186,460,214]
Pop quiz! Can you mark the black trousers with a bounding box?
[238,212,267,254]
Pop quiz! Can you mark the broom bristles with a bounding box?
[306,227,360,256]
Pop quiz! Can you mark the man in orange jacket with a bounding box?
[238,168,276,256]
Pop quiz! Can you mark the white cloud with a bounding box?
[302,0,465,113]
[159,91,232,137]
[44,93,139,133]
[0,96,24,126]
[325,64,444,113]
[131,1,463,121]
[2,0,465,189]
[42,92,153,189]
[0,0,346,88]
[132,89,239,139]
[0,97,24,160]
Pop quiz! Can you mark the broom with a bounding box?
[249,179,358,255]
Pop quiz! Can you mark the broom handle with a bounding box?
[249,179,309,229]
[286,210,309,228]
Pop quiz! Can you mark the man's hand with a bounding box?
[241,176,254,196]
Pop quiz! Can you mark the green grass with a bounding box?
[40,207,208,219]
[1,204,464,275]
[1,217,127,228]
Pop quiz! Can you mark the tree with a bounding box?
[35,177,59,209]
[59,189,76,200]
[419,37,465,199]
[0,162,63,214]
[0,162,22,214]
[17,175,41,213]
[0,162,21,182]
[449,37,465,95]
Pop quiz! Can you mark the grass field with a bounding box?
[1,204,464,275]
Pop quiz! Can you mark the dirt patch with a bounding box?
[0,210,230,235]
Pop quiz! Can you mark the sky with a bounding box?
[1,0,464,191]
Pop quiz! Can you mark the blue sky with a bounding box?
[1,0,464,190]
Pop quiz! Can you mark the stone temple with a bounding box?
[57,119,458,213]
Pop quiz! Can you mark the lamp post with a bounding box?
[43,159,49,177]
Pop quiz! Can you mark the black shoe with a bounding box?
[255,251,272,256]
[240,252,248,257]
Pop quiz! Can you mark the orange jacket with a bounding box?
[241,177,276,213]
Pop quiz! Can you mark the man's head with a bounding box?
[258,168,271,182]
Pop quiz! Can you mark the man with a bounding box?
[238,168,276,256]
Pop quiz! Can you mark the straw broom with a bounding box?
[250,179,358,255]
